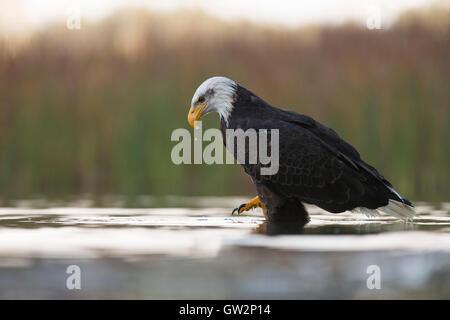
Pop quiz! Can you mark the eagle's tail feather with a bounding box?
[354,200,416,221]
[380,199,416,220]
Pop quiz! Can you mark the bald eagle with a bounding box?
[188,76,415,222]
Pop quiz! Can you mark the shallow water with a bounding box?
[0,198,449,299]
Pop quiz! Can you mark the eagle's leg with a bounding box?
[232,196,268,219]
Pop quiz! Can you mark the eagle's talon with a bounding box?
[232,203,246,215]
[232,196,267,217]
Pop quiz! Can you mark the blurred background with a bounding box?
[0,0,449,206]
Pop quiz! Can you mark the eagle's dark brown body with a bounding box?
[221,85,412,221]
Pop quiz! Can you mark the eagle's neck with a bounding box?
[217,103,234,126]
[209,80,237,126]
[223,85,272,128]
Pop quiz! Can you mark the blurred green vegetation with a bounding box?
[0,8,449,204]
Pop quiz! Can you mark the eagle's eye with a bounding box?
[197,96,205,104]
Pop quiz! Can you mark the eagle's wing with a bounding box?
[276,109,412,207]
[279,111,389,180]
[244,117,401,213]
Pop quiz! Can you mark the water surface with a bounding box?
[0,198,449,299]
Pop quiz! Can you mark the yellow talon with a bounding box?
[232,196,268,219]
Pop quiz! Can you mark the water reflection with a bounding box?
[255,211,448,235]
[256,219,309,235]
[256,219,421,235]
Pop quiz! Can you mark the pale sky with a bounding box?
[0,0,440,36]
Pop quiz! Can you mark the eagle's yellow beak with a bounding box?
[188,102,207,127]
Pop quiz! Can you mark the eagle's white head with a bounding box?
[188,76,237,127]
